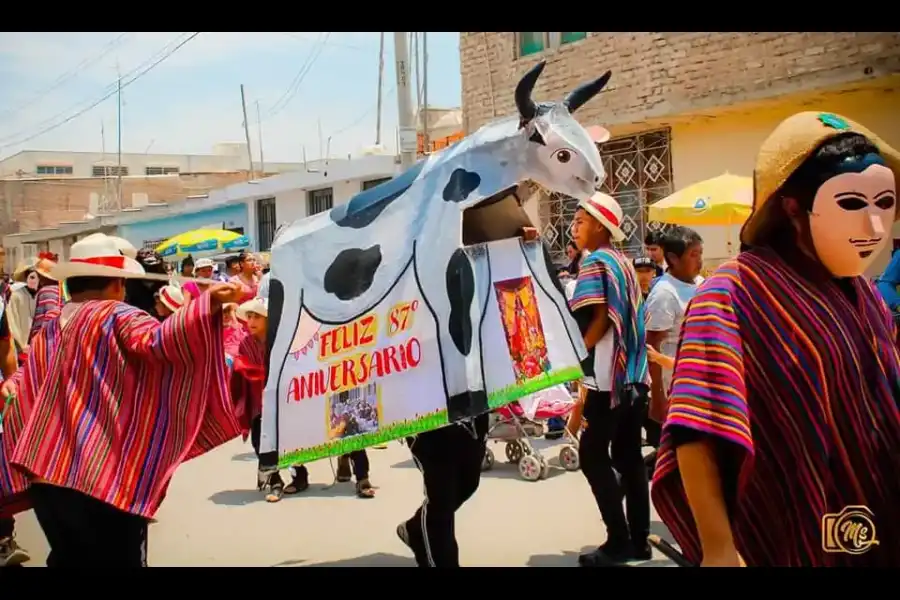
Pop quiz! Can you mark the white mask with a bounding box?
[808,162,896,277]
[26,271,39,291]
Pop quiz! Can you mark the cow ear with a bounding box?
[528,130,546,146]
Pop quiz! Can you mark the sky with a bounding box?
[0,32,462,163]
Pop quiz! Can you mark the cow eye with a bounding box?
[554,149,572,164]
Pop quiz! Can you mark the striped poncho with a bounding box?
[569,246,649,407]
[651,248,900,566]
[0,307,61,518]
[229,334,266,441]
[27,283,62,344]
[11,292,240,519]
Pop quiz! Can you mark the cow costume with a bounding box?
[262,61,611,566]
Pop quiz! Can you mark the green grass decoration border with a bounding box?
[277,366,582,467]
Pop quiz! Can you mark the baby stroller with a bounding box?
[481,385,580,481]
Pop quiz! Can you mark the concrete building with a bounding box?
[2,154,400,270]
[0,142,323,179]
[460,32,900,271]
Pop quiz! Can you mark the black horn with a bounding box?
[515,61,546,122]
[563,70,612,113]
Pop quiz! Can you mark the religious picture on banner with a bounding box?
[327,382,383,440]
[493,277,552,383]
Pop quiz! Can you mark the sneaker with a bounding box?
[0,536,30,567]
[578,540,632,567]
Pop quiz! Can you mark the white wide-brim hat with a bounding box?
[579,192,626,243]
[237,297,268,320]
[157,284,184,313]
[51,233,147,281]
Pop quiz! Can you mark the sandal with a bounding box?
[356,479,376,499]
[258,470,285,503]
[284,466,309,495]
[336,456,352,483]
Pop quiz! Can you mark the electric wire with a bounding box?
[0,33,194,147]
[0,33,201,152]
[0,33,133,123]
[257,32,331,124]
[0,33,193,147]
[328,85,396,139]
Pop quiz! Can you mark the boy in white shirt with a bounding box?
[644,226,704,447]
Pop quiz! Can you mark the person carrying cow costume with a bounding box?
[651,112,900,567]
[2,234,243,566]
[388,61,613,567]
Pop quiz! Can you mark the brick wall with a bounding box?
[0,172,248,234]
[460,32,900,133]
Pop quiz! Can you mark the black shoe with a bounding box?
[545,430,564,440]
[578,540,632,567]
[632,539,653,561]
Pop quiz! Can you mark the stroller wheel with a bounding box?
[505,441,524,463]
[539,456,551,479]
[518,455,542,482]
[481,449,495,471]
[559,445,580,471]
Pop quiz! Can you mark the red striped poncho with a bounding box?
[0,307,61,518]
[11,292,241,519]
[230,334,266,441]
[651,249,900,566]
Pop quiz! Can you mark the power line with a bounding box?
[278,32,371,53]
[0,33,195,147]
[258,32,331,123]
[329,85,396,139]
[0,33,201,152]
[0,33,133,122]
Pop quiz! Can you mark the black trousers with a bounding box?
[30,483,148,567]
[0,516,13,538]
[579,389,650,548]
[404,413,488,567]
[338,451,369,481]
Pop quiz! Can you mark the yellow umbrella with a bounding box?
[155,228,250,258]
[648,173,752,226]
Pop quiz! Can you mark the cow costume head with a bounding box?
[261,63,608,454]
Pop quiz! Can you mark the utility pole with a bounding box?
[413,32,421,111]
[422,32,429,156]
[255,100,265,175]
[375,32,385,146]
[101,120,110,215]
[240,84,254,178]
[116,72,123,211]
[393,32,416,169]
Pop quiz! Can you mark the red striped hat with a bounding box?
[578,192,625,242]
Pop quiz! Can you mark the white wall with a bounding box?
[275,179,377,225]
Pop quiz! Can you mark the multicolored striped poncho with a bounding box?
[229,334,266,442]
[11,292,240,518]
[27,283,62,344]
[0,307,60,518]
[569,246,649,407]
[651,247,900,566]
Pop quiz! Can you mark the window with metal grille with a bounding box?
[36,165,73,175]
[362,177,391,191]
[145,166,180,176]
[543,128,673,262]
[92,165,129,177]
[256,197,277,251]
[308,187,333,216]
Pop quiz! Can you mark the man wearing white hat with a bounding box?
[568,192,651,567]
[1,233,243,567]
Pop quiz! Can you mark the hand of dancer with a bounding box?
[209,282,244,310]
[520,226,539,242]
[646,345,675,370]
[1,378,16,400]
[701,549,746,567]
